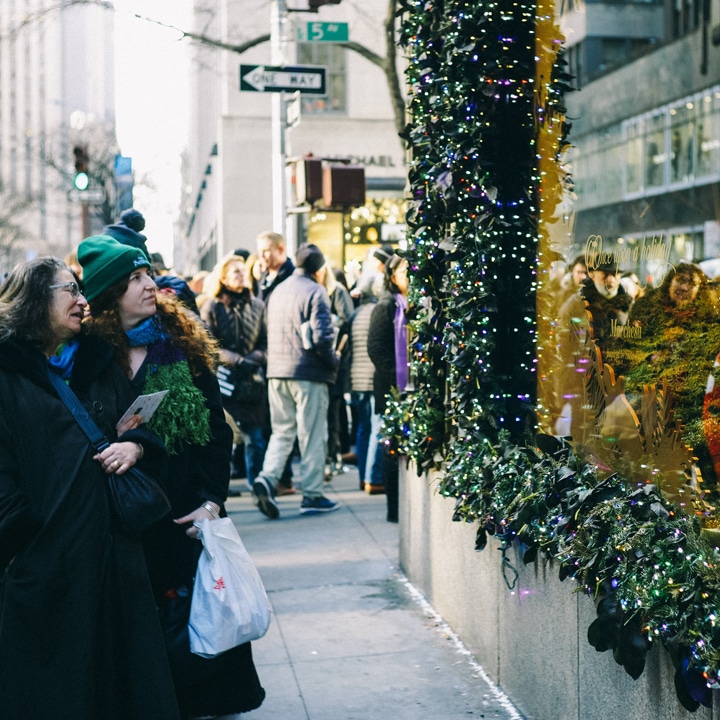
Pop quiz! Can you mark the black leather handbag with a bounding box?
[48,370,171,534]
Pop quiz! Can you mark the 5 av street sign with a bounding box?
[298,21,349,42]
[240,65,326,94]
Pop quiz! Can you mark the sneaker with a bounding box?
[300,496,339,514]
[253,477,280,520]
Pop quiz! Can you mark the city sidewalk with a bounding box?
[223,466,523,720]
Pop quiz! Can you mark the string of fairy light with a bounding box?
[390,0,720,710]
[392,0,541,469]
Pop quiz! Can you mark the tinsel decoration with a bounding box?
[391,0,720,711]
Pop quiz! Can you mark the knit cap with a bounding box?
[295,243,325,275]
[78,235,152,302]
[373,244,394,265]
[119,208,146,232]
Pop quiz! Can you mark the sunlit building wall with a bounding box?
[0,1,115,271]
[181,0,406,276]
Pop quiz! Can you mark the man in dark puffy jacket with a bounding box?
[252,243,341,519]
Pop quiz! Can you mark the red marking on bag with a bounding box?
[214,577,226,591]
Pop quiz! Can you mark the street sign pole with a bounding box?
[270,0,290,251]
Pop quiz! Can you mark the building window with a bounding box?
[296,43,346,114]
[670,103,695,183]
[673,0,701,37]
[644,112,666,189]
[561,86,720,214]
[625,122,643,195]
[696,92,720,178]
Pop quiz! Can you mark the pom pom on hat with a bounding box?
[295,243,325,275]
[119,208,146,232]
[78,235,152,303]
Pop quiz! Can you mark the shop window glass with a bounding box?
[696,93,720,177]
[597,127,623,206]
[625,121,642,194]
[669,103,695,183]
[644,112,666,189]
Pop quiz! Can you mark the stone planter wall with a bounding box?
[399,466,717,720]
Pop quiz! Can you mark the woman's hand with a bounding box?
[219,349,243,367]
[116,413,142,435]
[174,501,221,538]
[94,441,144,475]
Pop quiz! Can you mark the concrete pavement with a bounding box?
[223,466,523,720]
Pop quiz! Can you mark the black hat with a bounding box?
[119,208,146,233]
[373,244,394,265]
[591,261,619,275]
[295,244,325,275]
[103,209,149,259]
[154,274,200,315]
[151,252,170,272]
[233,248,250,261]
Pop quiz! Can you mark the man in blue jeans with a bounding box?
[252,242,341,519]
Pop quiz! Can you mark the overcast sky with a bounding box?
[113,0,192,269]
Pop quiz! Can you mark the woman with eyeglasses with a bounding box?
[0,256,180,718]
[77,235,265,720]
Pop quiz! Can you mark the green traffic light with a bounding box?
[74,172,89,191]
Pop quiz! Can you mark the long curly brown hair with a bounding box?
[85,280,219,378]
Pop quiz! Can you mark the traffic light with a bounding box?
[73,145,89,190]
[309,0,341,9]
[322,164,365,207]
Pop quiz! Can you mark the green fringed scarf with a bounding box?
[128,316,212,455]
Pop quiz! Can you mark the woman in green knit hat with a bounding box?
[77,235,265,719]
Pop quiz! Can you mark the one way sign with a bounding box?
[240,65,326,95]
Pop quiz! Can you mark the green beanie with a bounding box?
[78,235,152,303]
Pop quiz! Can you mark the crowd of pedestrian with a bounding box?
[0,210,410,718]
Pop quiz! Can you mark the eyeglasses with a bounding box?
[50,281,84,299]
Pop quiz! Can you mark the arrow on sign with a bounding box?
[240,65,326,95]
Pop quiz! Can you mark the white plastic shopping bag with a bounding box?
[189,517,271,658]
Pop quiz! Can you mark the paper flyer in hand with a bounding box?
[118,390,169,425]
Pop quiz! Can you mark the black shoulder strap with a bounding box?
[47,370,111,453]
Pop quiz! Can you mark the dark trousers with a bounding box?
[373,441,399,522]
[351,391,373,482]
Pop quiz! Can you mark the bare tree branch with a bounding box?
[132,12,271,55]
[6,0,113,37]
[383,0,406,138]
[11,0,407,137]
[136,1,406,136]
[336,41,383,68]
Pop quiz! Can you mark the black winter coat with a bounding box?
[367,292,399,415]
[0,334,180,720]
[133,342,266,718]
[329,284,354,397]
[201,290,268,428]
